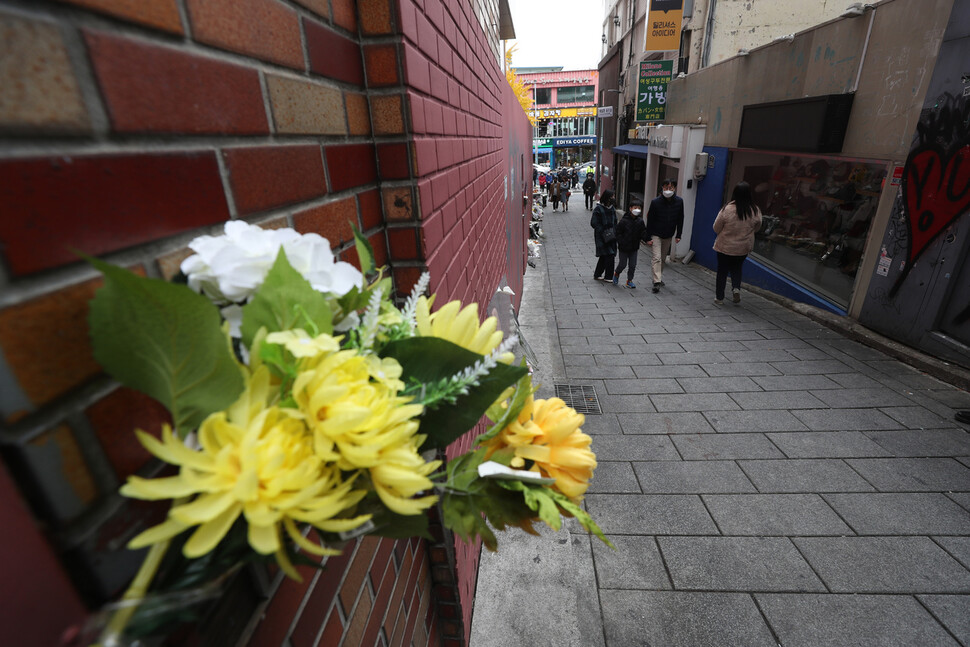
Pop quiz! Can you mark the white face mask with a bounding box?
[663,189,675,198]
[630,208,642,216]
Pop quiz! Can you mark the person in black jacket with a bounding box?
[646,179,685,293]
[582,176,597,210]
[612,199,648,288]
[591,189,617,281]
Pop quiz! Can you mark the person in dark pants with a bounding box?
[591,189,617,281]
[612,198,648,288]
[582,175,597,210]
[645,179,685,293]
[712,181,763,305]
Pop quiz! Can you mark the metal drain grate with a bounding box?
[554,384,602,414]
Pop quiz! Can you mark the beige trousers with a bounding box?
[651,236,675,284]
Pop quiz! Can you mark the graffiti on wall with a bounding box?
[891,91,970,297]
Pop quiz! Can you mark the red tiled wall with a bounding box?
[0,0,530,644]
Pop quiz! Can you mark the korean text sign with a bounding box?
[636,60,673,122]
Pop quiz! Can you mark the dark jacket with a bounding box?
[646,194,685,239]
[590,203,617,257]
[615,211,648,253]
[582,177,597,195]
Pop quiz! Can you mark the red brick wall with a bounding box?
[0,0,530,645]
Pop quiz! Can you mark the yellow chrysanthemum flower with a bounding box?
[416,296,514,363]
[287,341,440,516]
[484,395,597,500]
[121,366,370,577]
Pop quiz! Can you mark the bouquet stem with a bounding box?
[94,539,171,646]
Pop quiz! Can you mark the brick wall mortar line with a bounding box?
[56,18,111,137]
[282,555,324,643]
[0,377,114,446]
[258,70,278,137]
[216,148,241,220]
[63,410,121,493]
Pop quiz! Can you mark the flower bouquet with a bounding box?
[83,222,610,645]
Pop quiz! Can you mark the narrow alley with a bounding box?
[473,199,970,647]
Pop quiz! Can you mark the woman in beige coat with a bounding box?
[713,181,762,305]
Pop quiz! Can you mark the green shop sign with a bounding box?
[636,60,673,122]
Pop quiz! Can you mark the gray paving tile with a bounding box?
[631,342,685,354]
[618,412,715,434]
[723,349,797,362]
[846,458,970,492]
[788,348,839,361]
[632,461,757,494]
[740,338,815,352]
[587,462,641,493]
[601,378,683,395]
[599,591,776,647]
[751,375,842,391]
[880,406,960,429]
[758,594,961,647]
[793,537,970,592]
[672,433,785,460]
[658,537,825,591]
[651,393,740,412]
[705,410,808,433]
[947,492,970,511]
[592,535,671,589]
[917,595,970,647]
[828,373,887,389]
[561,342,623,355]
[934,537,970,570]
[679,341,749,353]
[825,340,891,361]
[564,365,636,379]
[811,388,916,409]
[590,435,681,461]
[699,362,782,376]
[865,429,970,457]
[599,394,657,412]
[769,359,856,375]
[703,494,852,536]
[699,330,766,342]
[632,364,707,378]
[677,376,763,393]
[766,431,892,458]
[823,493,970,535]
[642,332,708,344]
[580,413,623,436]
[584,494,718,534]
[563,354,597,366]
[730,390,826,410]
[738,459,875,493]
[595,352,661,366]
[926,389,970,409]
[793,408,905,431]
[657,351,729,365]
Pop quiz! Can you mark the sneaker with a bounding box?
[714,298,724,305]
[652,283,660,293]
[732,289,741,303]
[626,280,636,288]
[612,273,619,286]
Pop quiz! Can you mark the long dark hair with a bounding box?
[731,181,756,220]
[600,189,614,206]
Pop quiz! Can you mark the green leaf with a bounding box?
[86,258,244,433]
[476,369,535,445]
[498,481,615,549]
[380,338,528,449]
[351,223,375,275]
[240,249,333,349]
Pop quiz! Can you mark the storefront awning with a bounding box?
[612,144,649,159]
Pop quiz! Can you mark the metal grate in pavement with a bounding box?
[554,384,602,414]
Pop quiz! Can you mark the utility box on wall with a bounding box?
[693,152,709,178]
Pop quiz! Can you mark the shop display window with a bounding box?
[728,150,888,307]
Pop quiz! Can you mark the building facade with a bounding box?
[628,0,968,369]
[515,68,600,168]
[0,0,531,645]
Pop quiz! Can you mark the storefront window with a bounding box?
[729,150,888,307]
[535,88,552,104]
[556,85,595,103]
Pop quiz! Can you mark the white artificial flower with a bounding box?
[180,221,364,306]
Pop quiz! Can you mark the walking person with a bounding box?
[562,183,572,211]
[645,179,685,293]
[571,168,579,189]
[612,199,647,288]
[582,175,597,210]
[549,179,561,211]
[538,172,546,193]
[713,181,763,305]
[591,189,617,281]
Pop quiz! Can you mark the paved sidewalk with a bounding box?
[471,201,970,647]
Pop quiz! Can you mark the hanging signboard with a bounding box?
[528,107,598,119]
[645,0,683,53]
[636,60,674,122]
[598,106,614,118]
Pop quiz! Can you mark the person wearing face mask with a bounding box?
[646,179,685,293]
[712,181,763,305]
[612,199,648,288]
[591,189,618,281]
